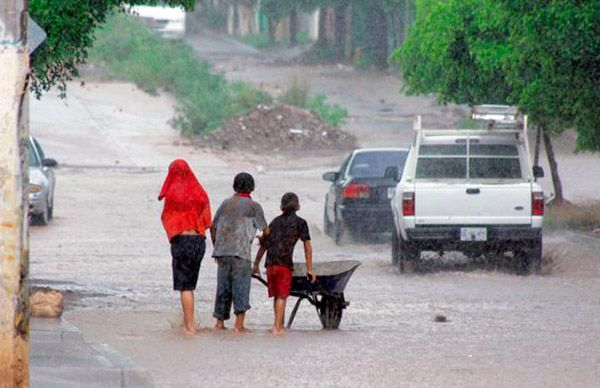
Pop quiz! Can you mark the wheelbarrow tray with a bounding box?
[290,260,361,296]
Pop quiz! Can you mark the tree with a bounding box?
[29,0,195,98]
[392,0,600,204]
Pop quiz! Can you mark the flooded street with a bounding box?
[28,31,600,387]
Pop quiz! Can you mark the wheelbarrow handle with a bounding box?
[251,273,268,287]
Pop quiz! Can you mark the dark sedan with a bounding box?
[323,148,408,244]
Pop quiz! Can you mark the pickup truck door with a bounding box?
[414,182,532,225]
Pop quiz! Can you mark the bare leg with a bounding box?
[234,313,250,333]
[180,291,199,335]
[272,298,287,335]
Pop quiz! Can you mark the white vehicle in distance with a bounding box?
[130,5,186,39]
[391,111,544,274]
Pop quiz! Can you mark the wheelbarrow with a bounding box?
[252,260,361,330]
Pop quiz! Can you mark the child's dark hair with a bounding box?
[281,192,300,214]
[233,172,255,194]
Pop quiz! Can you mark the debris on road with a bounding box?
[197,103,356,154]
[30,287,64,318]
[434,314,448,323]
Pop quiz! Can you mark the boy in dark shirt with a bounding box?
[253,192,316,335]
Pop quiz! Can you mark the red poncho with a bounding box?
[158,159,211,241]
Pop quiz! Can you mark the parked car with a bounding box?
[28,137,57,225]
[323,148,409,244]
[391,112,544,274]
[130,5,186,39]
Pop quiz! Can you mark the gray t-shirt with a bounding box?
[212,195,268,261]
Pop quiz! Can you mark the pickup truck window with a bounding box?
[416,143,522,179]
[416,158,467,179]
[469,158,522,179]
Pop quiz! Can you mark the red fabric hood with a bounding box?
[159,159,211,241]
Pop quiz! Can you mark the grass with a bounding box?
[544,202,600,231]
[89,14,346,135]
[241,33,275,50]
[89,14,269,136]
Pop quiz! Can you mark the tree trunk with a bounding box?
[316,7,328,48]
[533,125,542,167]
[233,3,240,36]
[373,2,389,68]
[334,3,347,60]
[543,130,565,204]
[289,6,298,46]
[0,1,30,386]
[267,16,277,45]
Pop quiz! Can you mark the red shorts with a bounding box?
[266,265,293,298]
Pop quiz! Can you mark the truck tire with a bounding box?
[398,237,419,274]
[391,231,400,266]
[517,235,542,275]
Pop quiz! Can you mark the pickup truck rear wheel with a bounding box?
[517,236,542,275]
[398,238,419,273]
[391,232,400,266]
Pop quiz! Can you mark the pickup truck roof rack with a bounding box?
[412,114,532,167]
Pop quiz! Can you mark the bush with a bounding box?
[279,77,348,129]
[279,76,310,107]
[307,94,348,129]
[90,14,269,136]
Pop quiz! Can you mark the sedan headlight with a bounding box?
[28,184,43,194]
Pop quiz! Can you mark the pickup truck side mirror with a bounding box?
[532,166,544,178]
[322,171,339,182]
[384,166,400,181]
[42,158,58,168]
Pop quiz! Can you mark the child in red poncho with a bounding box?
[159,159,211,335]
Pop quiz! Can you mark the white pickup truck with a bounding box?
[391,111,544,274]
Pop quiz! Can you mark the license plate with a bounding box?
[387,187,396,199]
[460,227,487,241]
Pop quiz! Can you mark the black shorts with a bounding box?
[171,235,206,291]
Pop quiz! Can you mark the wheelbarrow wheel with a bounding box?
[318,295,343,329]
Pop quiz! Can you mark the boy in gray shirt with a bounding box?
[211,172,268,333]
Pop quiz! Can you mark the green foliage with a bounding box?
[307,93,348,129]
[392,0,600,151]
[279,76,348,128]
[230,81,273,114]
[90,14,268,136]
[29,0,195,97]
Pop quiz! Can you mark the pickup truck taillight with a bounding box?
[343,183,370,199]
[402,191,415,216]
[532,192,544,216]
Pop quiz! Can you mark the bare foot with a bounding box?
[182,326,199,336]
[234,327,252,334]
[271,327,286,336]
[214,321,227,331]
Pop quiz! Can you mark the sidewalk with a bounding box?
[30,318,153,387]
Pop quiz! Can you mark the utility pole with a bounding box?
[0,0,30,386]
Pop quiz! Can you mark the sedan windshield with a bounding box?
[348,151,407,178]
